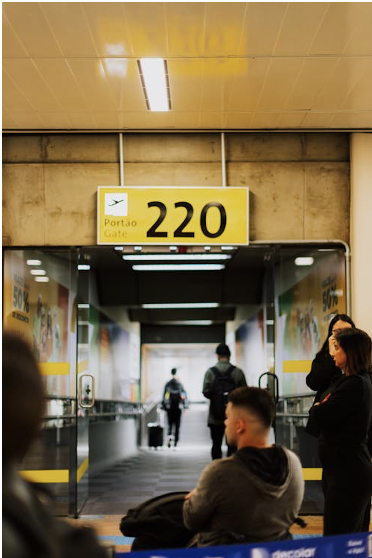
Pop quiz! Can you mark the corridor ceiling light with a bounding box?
[138,58,170,111]
[30,269,46,275]
[134,246,142,251]
[27,259,42,265]
[169,246,178,251]
[157,320,213,326]
[35,276,50,282]
[221,246,235,251]
[114,246,124,251]
[78,304,90,309]
[123,254,231,261]
[132,264,225,271]
[294,257,314,266]
[78,264,91,271]
[142,302,219,309]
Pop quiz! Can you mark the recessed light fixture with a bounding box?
[78,304,90,309]
[169,246,178,251]
[27,259,42,265]
[30,269,46,276]
[114,246,124,251]
[220,246,235,251]
[157,320,213,326]
[294,257,314,266]
[132,264,225,271]
[78,264,91,271]
[134,246,142,252]
[142,302,219,309]
[35,276,50,283]
[138,58,171,111]
[123,254,231,261]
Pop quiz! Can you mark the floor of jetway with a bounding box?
[82,403,212,516]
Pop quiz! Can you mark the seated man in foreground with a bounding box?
[183,386,304,547]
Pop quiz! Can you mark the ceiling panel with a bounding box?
[34,60,88,112]
[274,3,329,56]
[203,3,246,57]
[2,2,372,131]
[2,2,62,58]
[2,15,29,58]
[238,2,288,56]
[83,2,131,57]
[228,59,271,111]
[125,2,168,57]
[284,58,338,110]
[165,2,205,57]
[40,3,98,58]
[3,59,62,111]
[257,58,304,110]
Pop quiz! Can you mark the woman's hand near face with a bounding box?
[328,335,337,356]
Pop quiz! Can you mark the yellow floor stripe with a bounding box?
[77,457,89,483]
[283,360,312,373]
[39,362,70,376]
[303,468,322,481]
[78,359,89,374]
[19,469,69,483]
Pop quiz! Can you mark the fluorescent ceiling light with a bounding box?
[138,58,170,111]
[114,246,124,251]
[221,246,235,251]
[78,304,90,309]
[123,254,231,261]
[27,259,42,265]
[157,320,213,326]
[132,264,225,271]
[35,276,50,282]
[30,269,46,275]
[295,257,314,266]
[142,302,219,309]
[78,264,91,271]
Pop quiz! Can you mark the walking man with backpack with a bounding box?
[162,368,188,448]
[203,343,247,459]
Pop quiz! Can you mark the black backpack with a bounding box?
[163,380,182,412]
[119,491,196,550]
[210,365,236,420]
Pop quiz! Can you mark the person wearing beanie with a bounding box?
[202,343,247,459]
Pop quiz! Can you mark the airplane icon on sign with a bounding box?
[108,199,124,206]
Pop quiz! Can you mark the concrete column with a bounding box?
[350,133,372,336]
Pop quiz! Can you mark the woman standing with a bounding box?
[309,328,372,535]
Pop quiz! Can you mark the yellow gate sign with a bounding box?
[97,187,249,245]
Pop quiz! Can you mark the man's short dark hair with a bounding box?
[228,387,275,429]
[216,343,231,357]
[171,368,177,376]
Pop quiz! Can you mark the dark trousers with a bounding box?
[166,409,181,443]
[320,444,372,535]
[209,424,236,460]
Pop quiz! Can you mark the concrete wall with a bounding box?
[2,132,350,246]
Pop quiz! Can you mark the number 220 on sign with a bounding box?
[97,187,249,245]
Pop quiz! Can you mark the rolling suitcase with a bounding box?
[148,423,164,448]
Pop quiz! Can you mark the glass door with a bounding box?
[3,248,79,515]
[273,244,348,513]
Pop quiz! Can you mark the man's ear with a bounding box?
[236,418,245,434]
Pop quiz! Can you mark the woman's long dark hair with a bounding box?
[319,313,355,354]
[335,328,372,376]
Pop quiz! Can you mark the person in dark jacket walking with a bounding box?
[162,369,188,448]
[183,387,304,547]
[308,328,372,535]
[305,313,355,436]
[202,343,247,460]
